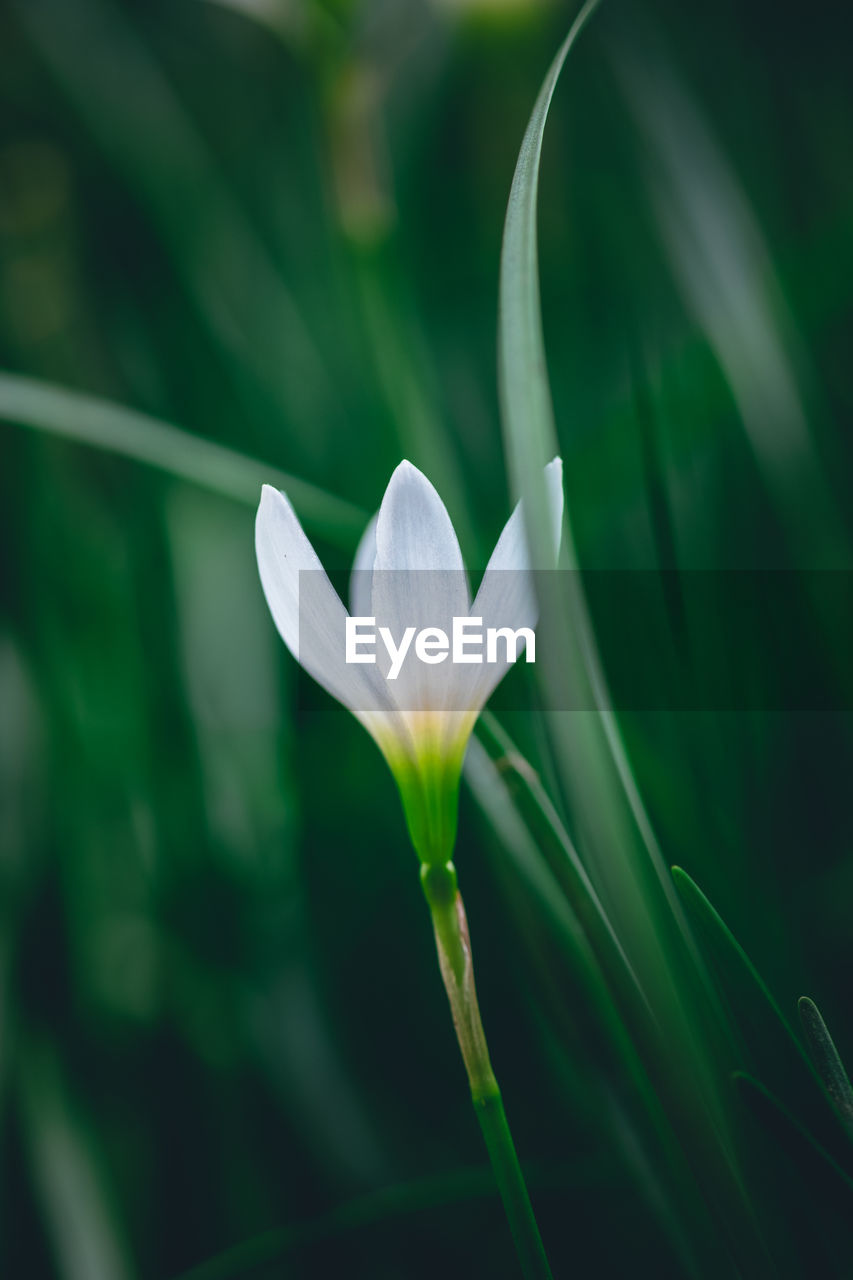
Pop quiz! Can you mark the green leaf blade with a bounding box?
[0,372,366,545]
[498,0,603,564]
[799,997,853,1129]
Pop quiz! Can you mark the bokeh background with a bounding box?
[2,0,853,1276]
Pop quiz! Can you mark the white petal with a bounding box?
[488,457,563,574]
[372,462,470,714]
[255,485,394,719]
[349,512,377,618]
[461,458,564,712]
[374,461,469,577]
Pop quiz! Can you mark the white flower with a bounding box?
[255,459,563,863]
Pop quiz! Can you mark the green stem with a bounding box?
[420,862,554,1280]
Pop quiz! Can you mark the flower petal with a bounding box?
[477,457,564,580]
[372,461,470,714]
[461,457,564,712]
[255,484,393,718]
[373,460,469,578]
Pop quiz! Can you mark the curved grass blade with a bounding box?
[671,866,797,1043]
[671,868,853,1165]
[464,734,654,1099]
[498,0,602,564]
[0,373,367,546]
[497,17,771,1268]
[464,734,590,962]
[497,0,698,955]
[465,733,758,1276]
[799,997,853,1130]
[474,712,650,1019]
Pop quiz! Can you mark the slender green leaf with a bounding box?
[672,866,796,1045]
[465,732,752,1277]
[474,712,650,1018]
[498,0,602,561]
[0,372,367,545]
[671,867,853,1167]
[497,0,694,956]
[497,22,768,1270]
[799,997,853,1128]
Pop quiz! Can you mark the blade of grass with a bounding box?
[496,0,716,1047]
[498,0,693,955]
[672,866,809,1067]
[498,0,602,565]
[464,731,743,1277]
[798,997,853,1129]
[464,734,591,964]
[474,711,650,1018]
[0,373,366,546]
[496,12,770,1268]
[673,868,853,1160]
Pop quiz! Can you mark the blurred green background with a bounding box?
[2,0,853,1276]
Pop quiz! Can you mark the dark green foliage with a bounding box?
[2,0,853,1276]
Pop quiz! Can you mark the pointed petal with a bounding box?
[462,458,564,712]
[372,462,470,714]
[374,461,469,578]
[478,456,564,578]
[349,512,377,618]
[255,485,393,718]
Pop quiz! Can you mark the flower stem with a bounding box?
[420,862,554,1280]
